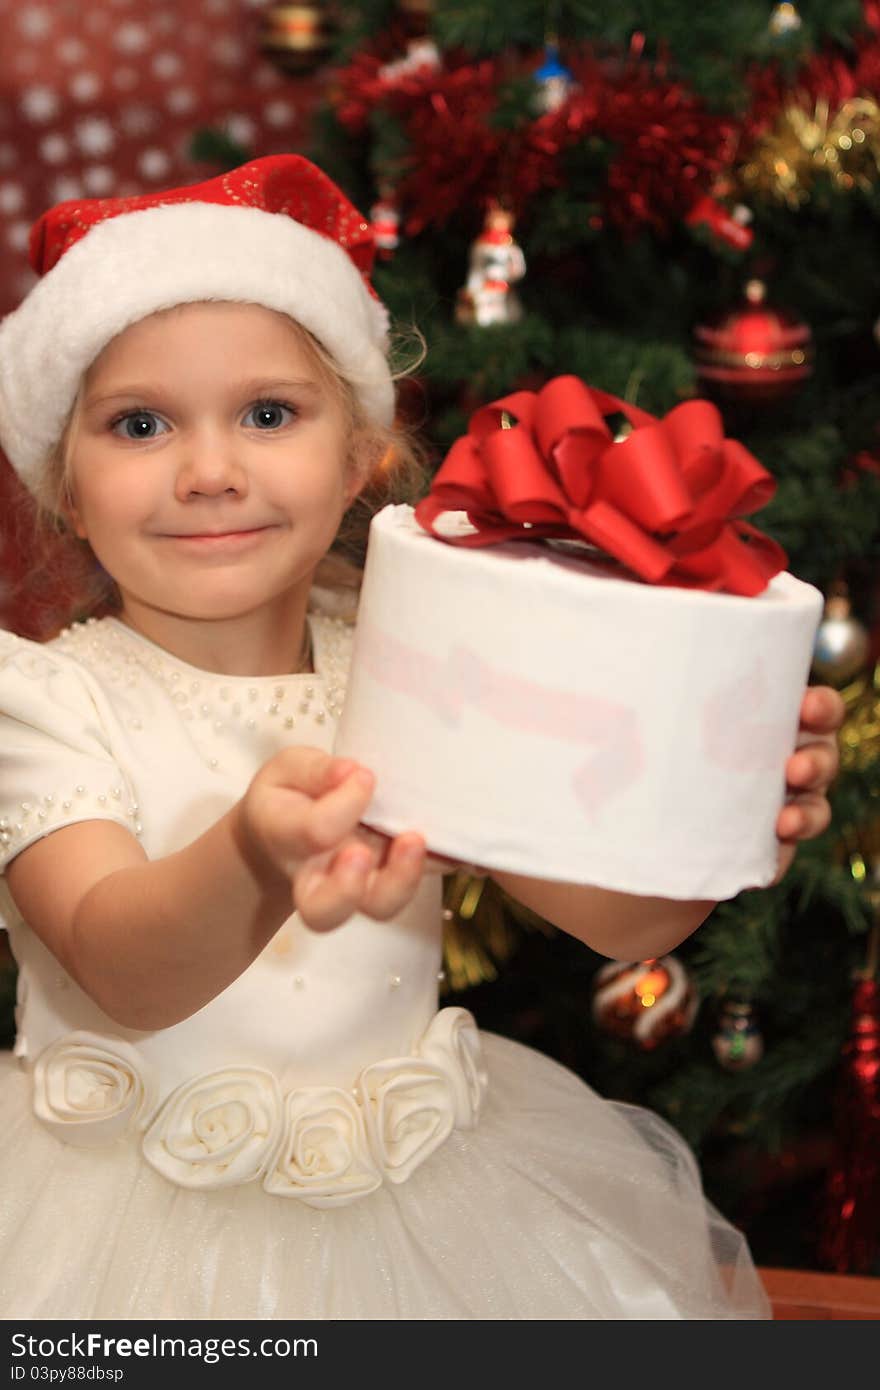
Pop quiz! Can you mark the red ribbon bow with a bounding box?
[414,376,787,595]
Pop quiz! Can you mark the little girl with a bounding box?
[0,156,843,1320]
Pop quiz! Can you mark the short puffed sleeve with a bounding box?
[0,631,136,871]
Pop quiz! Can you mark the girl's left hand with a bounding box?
[773,684,846,884]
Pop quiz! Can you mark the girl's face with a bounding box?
[65,301,356,639]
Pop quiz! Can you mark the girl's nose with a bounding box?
[174,430,249,499]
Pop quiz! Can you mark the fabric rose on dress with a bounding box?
[417,1007,488,1129]
[33,1031,157,1147]
[263,1086,382,1207]
[358,1056,454,1184]
[143,1067,281,1189]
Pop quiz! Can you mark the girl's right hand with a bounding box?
[240,747,427,932]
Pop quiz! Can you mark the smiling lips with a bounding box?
[161,526,276,548]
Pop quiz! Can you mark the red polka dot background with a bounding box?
[0,0,322,633]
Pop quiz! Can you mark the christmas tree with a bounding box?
[251,0,880,1274]
[0,0,875,1275]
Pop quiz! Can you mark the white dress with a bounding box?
[0,613,771,1320]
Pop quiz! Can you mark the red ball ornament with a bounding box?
[693,278,813,404]
[591,955,699,1050]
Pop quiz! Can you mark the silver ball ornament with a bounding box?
[811,593,870,687]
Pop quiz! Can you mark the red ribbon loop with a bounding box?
[414,376,787,595]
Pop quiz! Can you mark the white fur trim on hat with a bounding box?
[0,201,395,494]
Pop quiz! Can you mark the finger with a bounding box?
[799,685,846,735]
[352,824,394,860]
[322,758,361,790]
[771,842,797,887]
[359,834,427,920]
[776,793,832,842]
[300,768,376,855]
[271,746,369,799]
[785,742,840,792]
[295,841,377,931]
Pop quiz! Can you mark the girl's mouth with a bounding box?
[162,527,275,551]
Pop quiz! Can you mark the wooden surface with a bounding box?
[760,1266,880,1319]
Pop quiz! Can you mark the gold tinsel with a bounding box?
[834,658,880,907]
[440,870,555,995]
[839,659,880,774]
[738,97,880,207]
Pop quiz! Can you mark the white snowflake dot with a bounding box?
[152,52,182,81]
[38,134,68,165]
[225,114,256,146]
[83,166,115,196]
[165,87,196,115]
[212,36,241,68]
[75,116,115,157]
[114,21,149,54]
[50,175,83,203]
[0,182,25,215]
[138,148,171,181]
[21,86,60,124]
[263,100,295,129]
[18,7,52,40]
[120,105,157,136]
[58,38,87,65]
[6,221,30,254]
[69,72,102,103]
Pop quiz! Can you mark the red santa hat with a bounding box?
[0,155,394,496]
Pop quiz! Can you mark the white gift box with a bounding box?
[334,504,824,901]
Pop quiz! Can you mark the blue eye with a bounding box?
[111,411,168,440]
[246,401,295,430]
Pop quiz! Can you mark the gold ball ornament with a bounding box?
[711,999,764,1071]
[259,4,336,76]
[591,955,699,1051]
[811,587,871,687]
[693,278,813,404]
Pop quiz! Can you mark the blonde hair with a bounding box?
[27,308,431,633]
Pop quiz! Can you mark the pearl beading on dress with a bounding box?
[0,612,352,849]
[0,787,139,851]
[54,615,350,767]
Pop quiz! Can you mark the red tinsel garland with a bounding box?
[333,45,735,237]
[330,30,880,240]
[817,976,880,1275]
